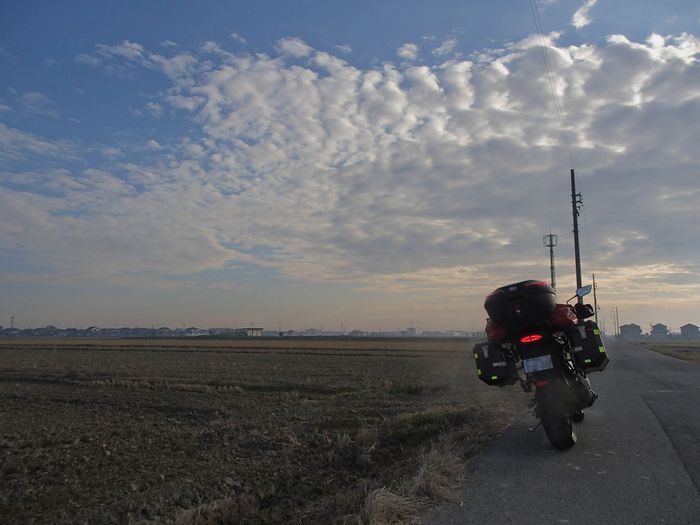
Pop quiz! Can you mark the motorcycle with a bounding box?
[473,280,609,450]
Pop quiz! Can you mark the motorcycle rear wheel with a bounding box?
[535,377,578,450]
[542,415,577,450]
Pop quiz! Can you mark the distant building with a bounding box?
[620,323,642,339]
[234,327,263,337]
[421,330,447,337]
[209,327,263,337]
[183,327,208,337]
[650,323,668,339]
[680,324,699,339]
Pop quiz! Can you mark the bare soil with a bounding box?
[0,338,527,523]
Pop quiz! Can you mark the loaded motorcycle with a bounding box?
[473,280,608,450]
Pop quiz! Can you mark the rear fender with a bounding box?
[532,371,578,418]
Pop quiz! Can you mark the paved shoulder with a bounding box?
[425,340,700,525]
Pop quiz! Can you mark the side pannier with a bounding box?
[473,342,518,387]
[567,321,609,372]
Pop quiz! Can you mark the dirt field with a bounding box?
[637,340,700,365]
[0,338,527,524]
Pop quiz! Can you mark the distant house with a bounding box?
[650,323,668,339]
[680,324,699,339]
[620,323,642,339]
[183,327,207,337]
[207,327,263,337]
[231,327,263,337]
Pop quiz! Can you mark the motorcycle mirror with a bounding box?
[577,285,592,298]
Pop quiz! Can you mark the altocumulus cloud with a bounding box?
[571,0,598,30]
[1,32,700,311]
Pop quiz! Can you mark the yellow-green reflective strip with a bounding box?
[584,358,592,364]
[593,329,600,335]
[599,347,606,353]
[474,353,478,359]
[477,369,482,375]
[490,375,498,381]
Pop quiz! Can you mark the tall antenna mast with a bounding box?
[543,233,558,289]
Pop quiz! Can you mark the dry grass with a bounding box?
[638,342,700,365]
[384,381,426,396]
[409,449,462,503]
[176,483,276,524]
[356,428,379,451]
[365,412,512,525]
[0,336,472,352]
[364,443,461,524]
[365,488,423,525]
[336,432,354,450]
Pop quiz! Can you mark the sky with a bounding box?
[1,0,699,332]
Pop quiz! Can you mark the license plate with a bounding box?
[522,354,553,374]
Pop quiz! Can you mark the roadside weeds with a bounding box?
[365,410,512,525]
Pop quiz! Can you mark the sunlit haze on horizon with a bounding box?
[1,1,699,332]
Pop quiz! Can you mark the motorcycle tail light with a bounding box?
[520,334,543,343]
[524,281,549,287]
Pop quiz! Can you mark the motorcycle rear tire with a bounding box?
[543,415,577,450]
[535,378,577,450]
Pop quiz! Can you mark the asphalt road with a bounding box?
[425,340,700,525]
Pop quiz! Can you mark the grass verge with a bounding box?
[365,408,512,524]
[638,342,700,365]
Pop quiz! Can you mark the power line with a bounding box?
[530,0,595,293]
[528,0,573,166]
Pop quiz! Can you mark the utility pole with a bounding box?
[592,273,599,325]
[615,307,620,337]
[543,233,558,289]
[571,169,584,303]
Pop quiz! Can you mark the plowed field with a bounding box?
[0,338,526,523]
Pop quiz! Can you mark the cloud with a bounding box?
[276,37,313,58]
[7,31,700,325]
[0,123,76,162]
[146,139,162,150]
[335,44,352,54]
[18,91,60,118]
[571,0,598,29]
[144,101,163,117]
[397,43,418,60]
[230,33,247,44]
[0,46,18,61]
[432,37,458,56]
